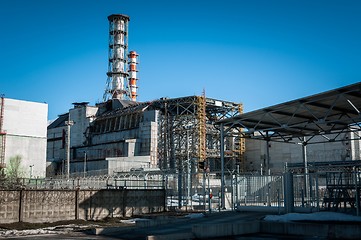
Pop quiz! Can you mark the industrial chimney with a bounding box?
[104,14,130,101]
[128,51,139,101]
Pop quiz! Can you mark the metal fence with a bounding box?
[235,175,284,207]
[161,171,360,213]
[11,170,361,214]
[292,173,325,209]
[163,172,232,211]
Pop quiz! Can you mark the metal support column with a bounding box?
[220,123,225,209]
[355,170,360,216]
[302,137,309,201]
[186,129,191,206]
[178,169,182,209]
[83,151,87,178]
[266,132,271,174]
[284,172,294,213]
[65,120,74,180]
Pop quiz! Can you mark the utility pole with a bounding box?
[83,151,87,178]
[65,120,74,180]
[29,164,34,179]
[220,123,225,209]
[186,128,191,206]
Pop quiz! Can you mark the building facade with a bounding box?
[46,97,242,177]
[0,97,48,178]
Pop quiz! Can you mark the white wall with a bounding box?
[244,133,355,173]
[5,135,46,177]
[2,98,48,178]
[3,98,47,137]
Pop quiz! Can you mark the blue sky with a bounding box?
[0,0,360,120]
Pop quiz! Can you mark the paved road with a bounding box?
[3,211,266,240]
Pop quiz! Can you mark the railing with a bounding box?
[14,176,164,190]
[235,175,284,207]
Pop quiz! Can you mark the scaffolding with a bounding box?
[235,104,246,172]
[155,96,241,173]
[197,95,206,164]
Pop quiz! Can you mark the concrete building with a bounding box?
[46,97,241,177]
[0,97,48,178]
[244,133,361,174]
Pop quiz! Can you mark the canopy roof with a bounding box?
[218,82,361,144]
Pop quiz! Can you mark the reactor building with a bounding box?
[46,14,243,177]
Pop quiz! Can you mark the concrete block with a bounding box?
[286,222,328,237]
[332,224,361,239]
[232,221,260,235]
[193,223,226,238]
[92,226,134,236]
[261,221,361,239]
[260,221,285,235]
[147,232,194,240]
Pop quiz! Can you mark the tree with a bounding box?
[5,155,24,183]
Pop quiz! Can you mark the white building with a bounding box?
[0,98,48,178]
[244,133,361,173]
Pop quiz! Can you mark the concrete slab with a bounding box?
[147,232,194,240]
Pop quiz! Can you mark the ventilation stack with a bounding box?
[128,51,139,101]
[104,14,130,101]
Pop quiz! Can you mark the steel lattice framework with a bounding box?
[154,96,241,172]
[218,82,361,173]
[218,82,361,145]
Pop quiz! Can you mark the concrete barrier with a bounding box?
[92,216,361,239]
[92,226,134,235]
[233,221,260,236]
[0,189,165,223]
[147,232,194,240]
[260,221,361,239]
[261,221,328,236]
[192,221,259,239]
